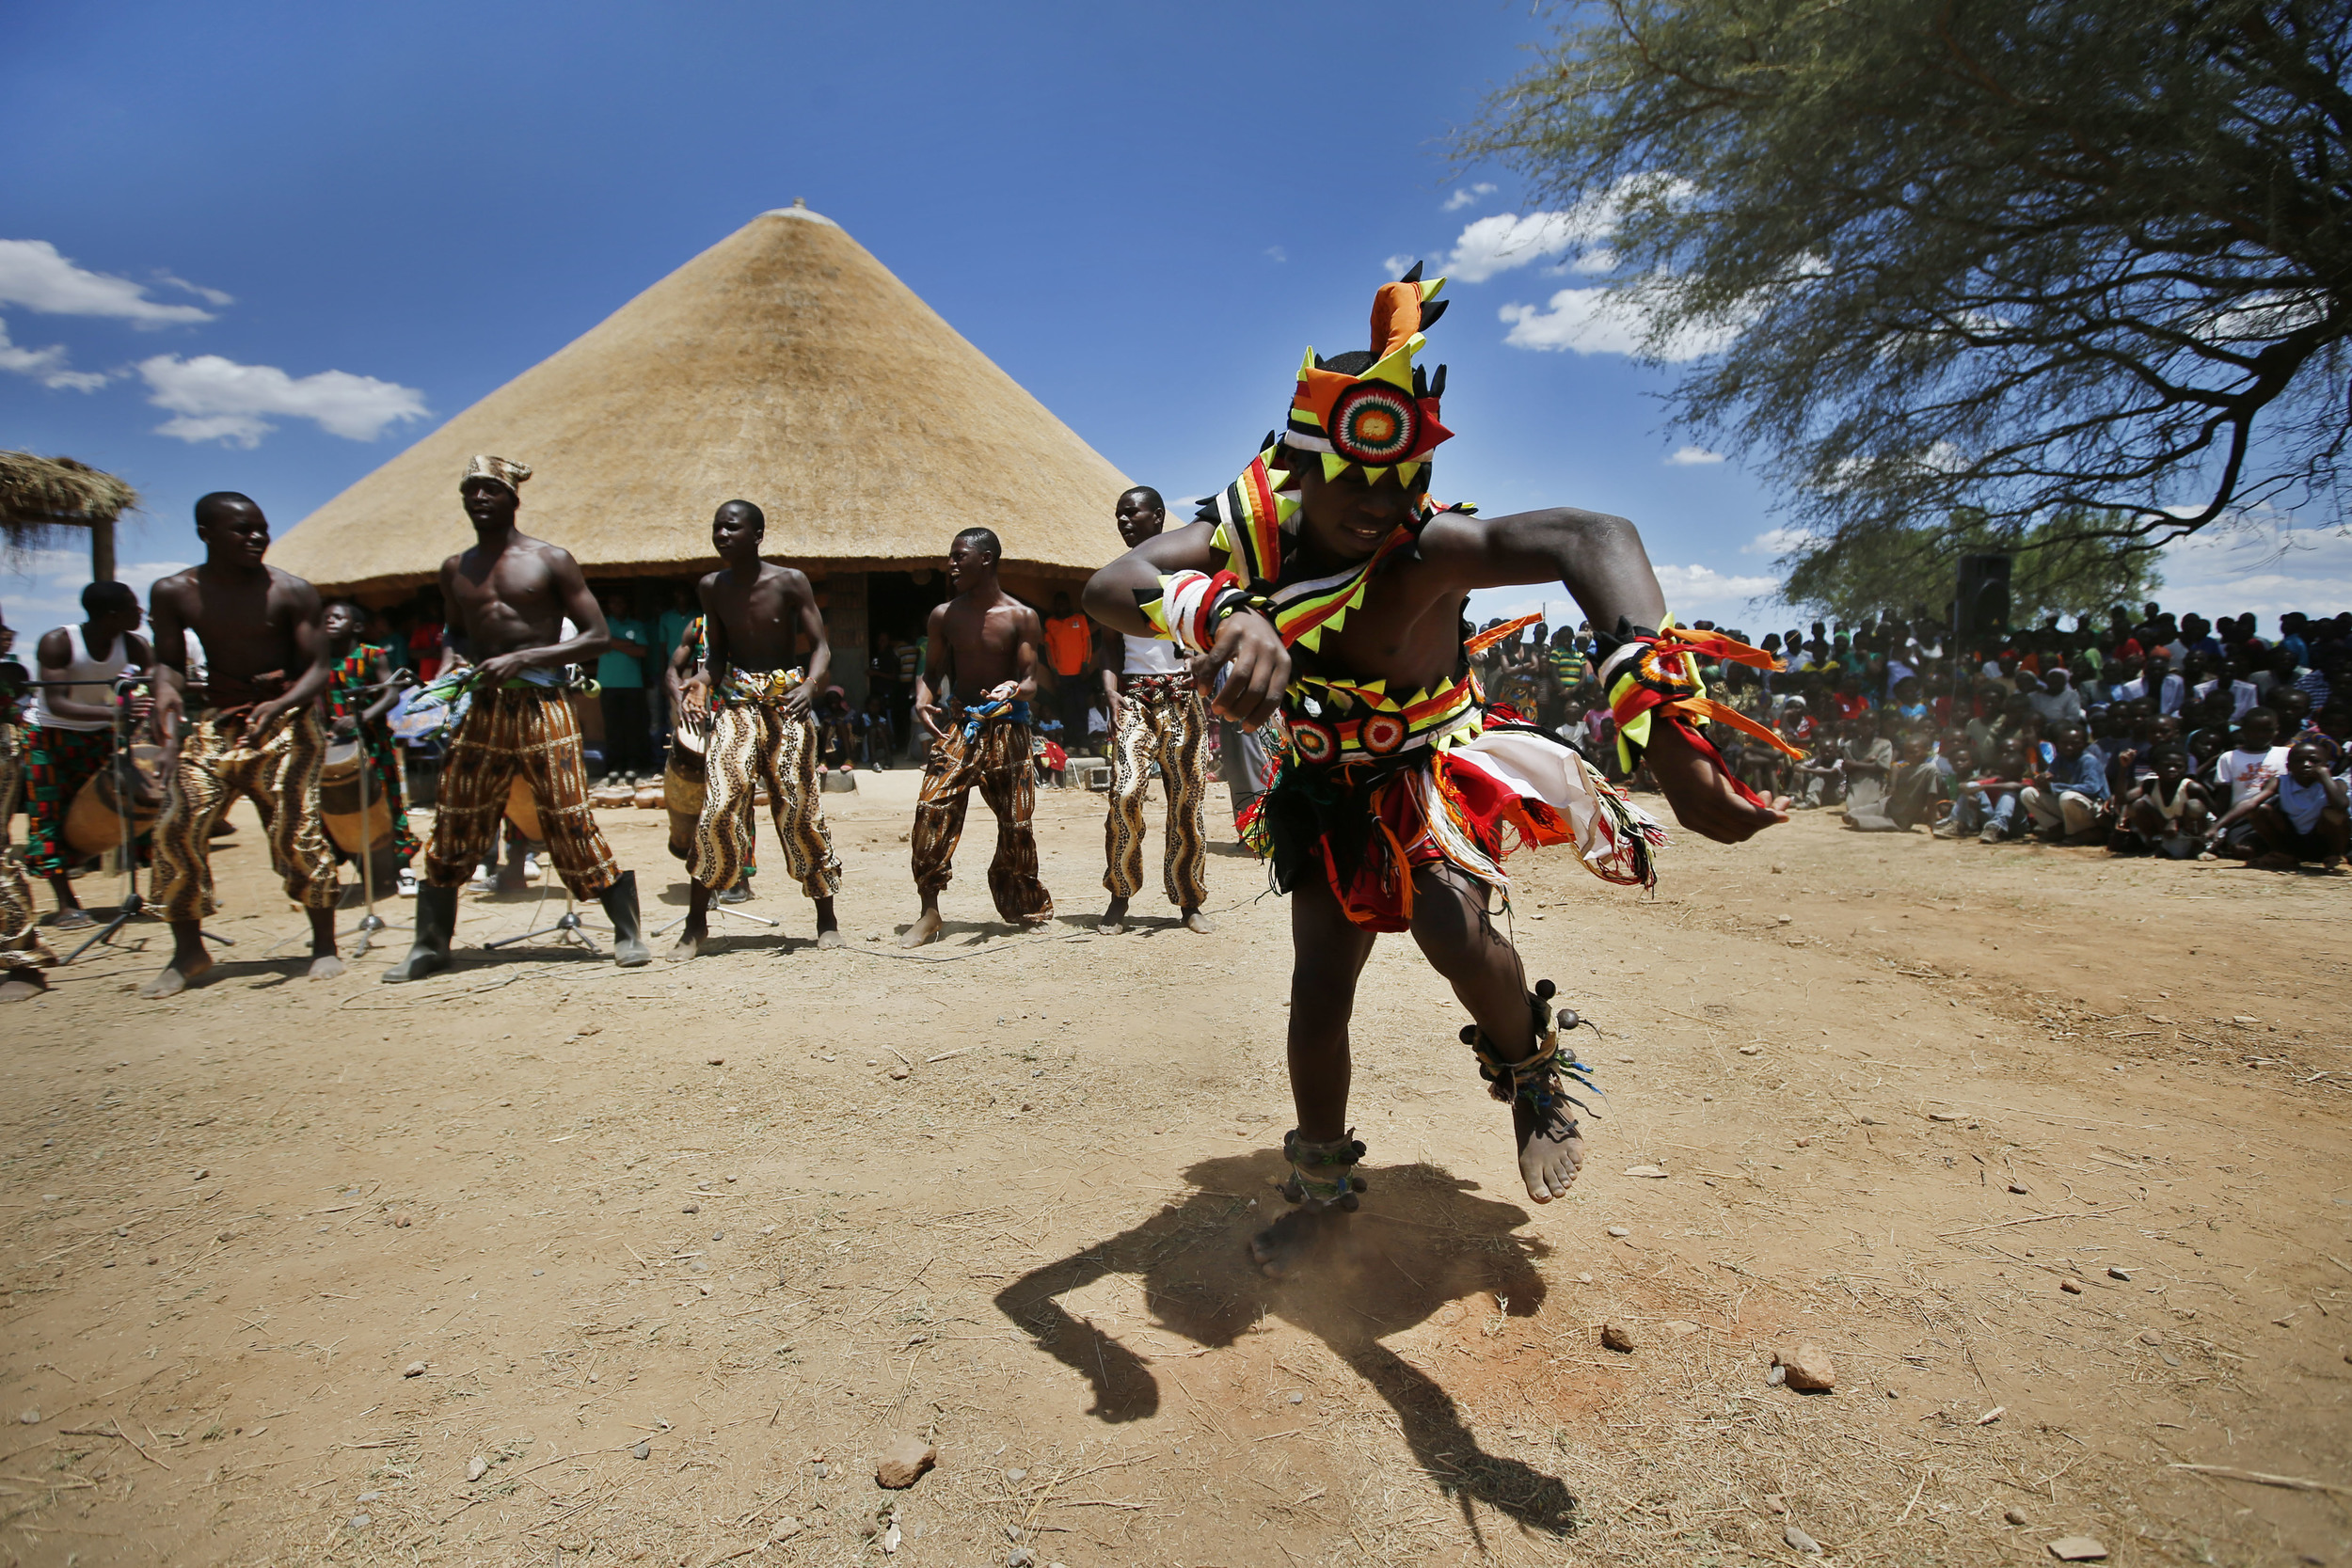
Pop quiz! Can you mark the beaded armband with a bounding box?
[1153,569,1262,657]
[1592,617,1804,799]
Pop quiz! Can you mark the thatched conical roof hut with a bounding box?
[1,451,138,582]
[269,204,1134,702]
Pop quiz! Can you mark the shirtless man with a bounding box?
[1086,266,1786,1274]
[670,500,842,958]
[382,455,648,982]
[903,527,1054,946]
[1097,486,1213,936]
[142,494,343,999]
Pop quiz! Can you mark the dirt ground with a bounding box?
[3,767,2348,1568]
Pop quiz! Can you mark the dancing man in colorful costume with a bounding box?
[671,499,842,958]
[144,494,345,999]
[384,456,649,981]
[1084,266,1797,1275]
[903,527,1054,947]
[1097,486,1214,936]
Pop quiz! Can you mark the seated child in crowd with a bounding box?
[2108,745,2212,860]
[2211,736,2347,869]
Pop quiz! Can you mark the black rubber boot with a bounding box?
[381,885,457,984]
[598,870,651,968]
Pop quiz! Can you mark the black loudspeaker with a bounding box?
[1955,553,2011,641]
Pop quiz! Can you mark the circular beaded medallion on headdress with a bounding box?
[1327,382,1420,466]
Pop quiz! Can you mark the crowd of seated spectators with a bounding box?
[1469,604,2352,872]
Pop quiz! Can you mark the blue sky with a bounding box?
[3,0,2337,644]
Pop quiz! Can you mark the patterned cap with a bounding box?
[461,454,532,496]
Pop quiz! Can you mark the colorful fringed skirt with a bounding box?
[1241,710,1664,932]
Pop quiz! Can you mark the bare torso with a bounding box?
[700,562,817,673]
[442,534,576,659]
[151,564,316,707]
[932,592,1040,701]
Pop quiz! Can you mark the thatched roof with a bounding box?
[270,204,1134,596]
[0,451,137,559]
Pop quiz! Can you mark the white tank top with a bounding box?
[29,625,130,732]
[1121,632,1184,677]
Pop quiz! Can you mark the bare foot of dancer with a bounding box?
[141,919,215,1000]
[1516,1102,1586,1202]
[140,954,214,999]
[671,881,711,961]
[305,909,342,980]
[899,902,945,948]
[1181,905,1214,934]
[1096,895,1129,935]
[814,896,843,949]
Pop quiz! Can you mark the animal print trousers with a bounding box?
[152,706,341,922]
[1103,673,1208,908]
[911,717,1053,923]
[689,694,840,898]
[424,688,619,900]
[0,722,43,970]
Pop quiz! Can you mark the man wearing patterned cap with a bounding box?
[383,456,650,980]
[1086,265,1793,1276]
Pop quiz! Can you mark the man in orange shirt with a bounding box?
[1042,590,1094,754]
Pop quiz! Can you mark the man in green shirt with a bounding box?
[652,585,694,750]
[597,592,652,780]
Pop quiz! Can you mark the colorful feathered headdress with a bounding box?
[1195,263,1456,584]
[1281,261,1454,488]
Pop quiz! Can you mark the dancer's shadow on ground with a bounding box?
[994,1153,1579,1541]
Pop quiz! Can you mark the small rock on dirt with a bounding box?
[769,1517,803,1542]
[1606,1225,1631,1238]
[876,1434,935,1489]
[1785,1524,1822,1554]
[1774,1344,1836,1391]
[632,1441,651,1460]
[2010,1183,2030,1195]
[1766,1364,1787,1386]
[1600,1322,1637,1353]
[402,1360,426,1377]
[1739,1044,1761,1055]
[682,1203,699,1214]
[888,1066,910,1081]
[2106,1266,2132,1281]
[1005,1550,1037,1568]
[707,1055,724,1065]
[2232,1015,2258,1025]
[2005,1507,2031,1526]
[2060,1278,2084,1294]
[1005,1467,1026,1483]
[467,1455,487,1481]
[1623,1164,1669,1180]
[16,1409,36,1425]
[2046,1537,2108,1561]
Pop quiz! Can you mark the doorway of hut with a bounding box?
[865,568,950,765]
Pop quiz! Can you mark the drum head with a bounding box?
[674,713,709,756]
[320,738,364,783]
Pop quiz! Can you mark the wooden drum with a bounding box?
[64,743,161,856]
[663,713,708,859]
[318,739,393,854]
[504,777,544,843]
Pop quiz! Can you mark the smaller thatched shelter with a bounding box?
[0,451,138,583]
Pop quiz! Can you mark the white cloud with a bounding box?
[137,354,428,447]
[2,547,191,640]
[1444,210,1606,284]
[1652,562,1782,602]
[1497,282,1740,362]
[2155,515,2352,620]
[1666,445,1725,466]
[0,240,215,325]
[1743,525,1822,556]
[1442,182,1498,213]
[0,319,108,391]
[1264,245,1287,263]
[155,272,235,309]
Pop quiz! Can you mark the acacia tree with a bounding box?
[1777,509,2163,625]
[1459,0,2352,566]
